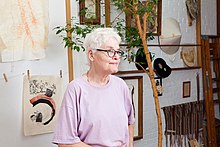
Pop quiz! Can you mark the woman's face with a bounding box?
[90,38,121,74]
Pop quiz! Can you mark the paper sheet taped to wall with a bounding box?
[23,75,62,136]
[0,0,49,62]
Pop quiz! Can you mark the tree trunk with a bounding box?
[133,1,163,147]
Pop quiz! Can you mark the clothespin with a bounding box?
[60,70,63,78]
[27,70,30,80]
[3,73,8,82]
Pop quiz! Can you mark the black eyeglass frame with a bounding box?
[94,48,124,58]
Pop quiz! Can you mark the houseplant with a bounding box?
[54,20,154,69]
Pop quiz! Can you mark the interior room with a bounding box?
[0,0,220,146]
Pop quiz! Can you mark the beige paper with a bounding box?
[23,75,62,136]
[0,0,49,62]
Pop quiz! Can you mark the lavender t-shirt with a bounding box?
[52,75,135,147]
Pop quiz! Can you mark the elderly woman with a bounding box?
[52,28,135,147]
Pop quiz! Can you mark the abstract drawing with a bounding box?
[23,75,62,136]
[0,0,49,62]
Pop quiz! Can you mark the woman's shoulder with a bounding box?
[110,74,124,81]
[110,75,127,86]
[66,76,86,89]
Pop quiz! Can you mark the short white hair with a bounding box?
[83,28,121,51]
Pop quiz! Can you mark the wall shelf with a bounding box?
[115,66,201,75]
[120,44,201,47]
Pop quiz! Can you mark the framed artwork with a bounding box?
[120,76,143,140]
[125,0,162,36]
[183,81,191,98]
[79,0,100,24]
[154,77,163,96]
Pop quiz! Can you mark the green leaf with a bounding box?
[74,46,80,52]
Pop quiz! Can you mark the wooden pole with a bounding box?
[133,1,162,147]
[105,0,111,27]
[65,0,74,82]
[201,37,217,147]
[196,0,202,67]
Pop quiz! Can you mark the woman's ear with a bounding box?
[88,50,94,61]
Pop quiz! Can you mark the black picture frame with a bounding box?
[183,81,191,98]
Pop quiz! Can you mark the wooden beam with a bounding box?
[65,0,74,82]
[105,0,111,27]
[201,37,217,146]
[196,0,202,67]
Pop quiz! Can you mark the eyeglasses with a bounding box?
[94,48,124,58]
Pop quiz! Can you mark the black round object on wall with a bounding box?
[135,48,152,70]
[153,58,172,78]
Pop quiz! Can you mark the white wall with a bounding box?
[201,0,217,35]
[0,0,217,147]
[0,0,68,147]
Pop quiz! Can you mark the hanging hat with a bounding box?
[135,48,153,70]
[159,18,182,55]
[153,58,172,78]
[185,0,198,26]
[181,46,196,67]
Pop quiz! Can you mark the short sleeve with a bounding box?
[52,84,81,144]
[124,83,135,125]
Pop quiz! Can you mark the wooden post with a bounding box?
[65,0,74,82]
[105,0,111,27]
[196,0,201,67]
[201,37,217,147]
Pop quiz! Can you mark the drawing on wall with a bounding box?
[182,81,191,98]
[154,77,163,96]
[127,84,136,117]
[79,0,100,24]
[125,0,162,35]
[0,0,49,62]
[23,75,62,136]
